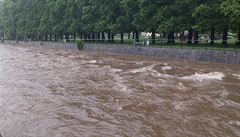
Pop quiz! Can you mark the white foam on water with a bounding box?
[182,72,225,82]
[111,68,123,73]
[130,65,174,79]
[103,65,122,73]
[114,83,128,94]
[215,99,240,108]
[161,63,172,71]
[106,66,127,92]
[80,60,98,64]
[118,106,123,110]
[87,64,99,68]
[150,70,174,78]
[172,102,185,110]
[88,60,97,64]
[68,55,85,59]
[177,82,186,90]
[232,74,240,79]
[219,90,229,97]
[228,120,240,127]
[161,66,172,71]
[130,65,155,73]
[135,61,145,65]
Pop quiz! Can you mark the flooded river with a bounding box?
[0,44,239,137]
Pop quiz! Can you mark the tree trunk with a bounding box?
[1,32,4,42]
[45,34,48,41]
[194,31,199,44]
[2,34,4,43]
[60,34,63,41]
[108,31,111,42]
[128,33,130,39]
[121,33,124,43]
[152,29,156,44]
[111,33,115,43]
[30,35,33,41]
[101,32,105,42]
[54,34,57,41]
[31,35,36,41]
[80,32,83,40]
[97,33,101,42]
[92,33,95,42]
[84,34,87,41]
[187,28,193,44]
[49,33,52,41]
[24,35,27,42]
[73,33,76,41]
[163,32,167,39]
[13,32,17,41]
[87,33,91,40]
[222,26,228,45]
[55,34,59,41]
[237,26,240,46]
[179,32,184,43]
[210,26,215,45]
[86,34,89,40]
[135,31,139,42]
[167,31,175,44]
[65,34,69,42]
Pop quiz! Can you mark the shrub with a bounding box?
[75,39,84,50]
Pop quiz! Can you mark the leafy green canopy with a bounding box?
[0,0,238,41]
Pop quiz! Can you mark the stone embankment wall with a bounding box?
[84,43,240,65]
[3,41,240,65]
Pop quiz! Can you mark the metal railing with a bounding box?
[3,37,239,51]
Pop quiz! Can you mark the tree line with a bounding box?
[0,0,239,45]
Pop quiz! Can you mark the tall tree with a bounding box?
[221,0,240,45]
[138,0,159,44]
[193,0,229,45]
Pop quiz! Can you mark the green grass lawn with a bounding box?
[151,44,240,52]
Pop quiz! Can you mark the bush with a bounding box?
[75,39,84,50]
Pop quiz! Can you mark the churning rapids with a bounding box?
[0,44,239,137]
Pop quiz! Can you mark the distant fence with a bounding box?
[80,38,239,45]
[79,38,240,52]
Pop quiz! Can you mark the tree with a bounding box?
[0,0,236,46]
[193,0,229,45]
[221,0,240,45]
[138,0,160,44]
[121,0,141,42]
[156,0,180,43]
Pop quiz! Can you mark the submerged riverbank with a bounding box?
[3,41,240,65]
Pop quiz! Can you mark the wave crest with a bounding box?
[182,72,225,81]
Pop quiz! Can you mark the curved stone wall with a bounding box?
[84,44,240,65]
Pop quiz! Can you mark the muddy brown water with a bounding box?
[0,44,239,137]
